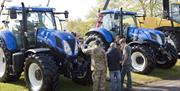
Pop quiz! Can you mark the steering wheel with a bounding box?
[123,23,130,30]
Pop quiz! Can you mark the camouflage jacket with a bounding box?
[82,46,107,71]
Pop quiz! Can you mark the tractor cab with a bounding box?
[171,3,180,23]
[1,6,57,49]
[0,6,71,52]
[99,10,137,39]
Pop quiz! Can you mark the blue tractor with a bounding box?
[0,3,91,91]
[84,9,177,74]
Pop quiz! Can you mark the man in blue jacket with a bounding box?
[106,43,122,91]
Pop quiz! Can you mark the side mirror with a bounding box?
[64,10,69,18]
[10,9,17,19]
[54,10,69,19]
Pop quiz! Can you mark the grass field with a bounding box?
[0,60,180,91]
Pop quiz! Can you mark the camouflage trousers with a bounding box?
[92,70,107,91]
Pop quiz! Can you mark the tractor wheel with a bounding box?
[84,34,108,49]
[0,39,21,82]
[72,61,92,85]
[156,43,177,69]
[165,31,180,53]
[72,49,92,85]
[131,45,156,74]
[73,34,108,85]
[24,54,59,91]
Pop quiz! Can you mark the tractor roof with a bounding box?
[6,6,55,12]
[100,10,137,15]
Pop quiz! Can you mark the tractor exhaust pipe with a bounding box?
[21,2,28,50]
[120,8,123,37]
[163,0,170,19]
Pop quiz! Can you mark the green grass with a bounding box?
[0,60,180,91]
[131,60,180,85]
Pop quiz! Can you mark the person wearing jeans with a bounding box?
[119,38,132,91]
[106,43,122,91]
[121,65,132,90]
[109,70,121,91]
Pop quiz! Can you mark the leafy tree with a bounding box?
[66,18,95,36]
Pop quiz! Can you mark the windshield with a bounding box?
[102,14,118,31]
[171,4,180,23]
[27,12,56,30]
[123,15,137,27]
[101,13,137,31]
[101,13,137,38]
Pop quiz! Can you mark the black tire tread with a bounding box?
[85,34,109,49]
[24,54,59,91]
[72,34,107,85]
[156,43,177,69]
[131,45,156,74]
[72,63,92,85]
[165,31,180,53]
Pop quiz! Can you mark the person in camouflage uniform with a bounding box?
[82,40,107,91]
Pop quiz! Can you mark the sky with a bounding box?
[2,0,97,20]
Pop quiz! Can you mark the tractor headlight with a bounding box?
[63,40,72,56]
[74,41,79,55]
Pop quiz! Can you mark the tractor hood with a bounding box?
[37,28,78,58]
[128,27,166,45]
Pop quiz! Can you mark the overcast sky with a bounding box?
[2,0,97,20]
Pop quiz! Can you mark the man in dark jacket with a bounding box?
[106,43,122,91]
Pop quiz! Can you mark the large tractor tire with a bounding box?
[72,49,92,85]
[131,45,156,74]
[24,54,59,91]
[72,62,92,85]
[73,34,108,85]
[0,39,21,82]
[84,34,108,49]
[156,43,177,69]
[165,31,180,54]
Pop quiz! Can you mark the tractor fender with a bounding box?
[0,30,17,51]
[85,28,113,43]
[128,41,144,46]
[128,40,161,49]
[128,40,155,46]
[26,48,50,55]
